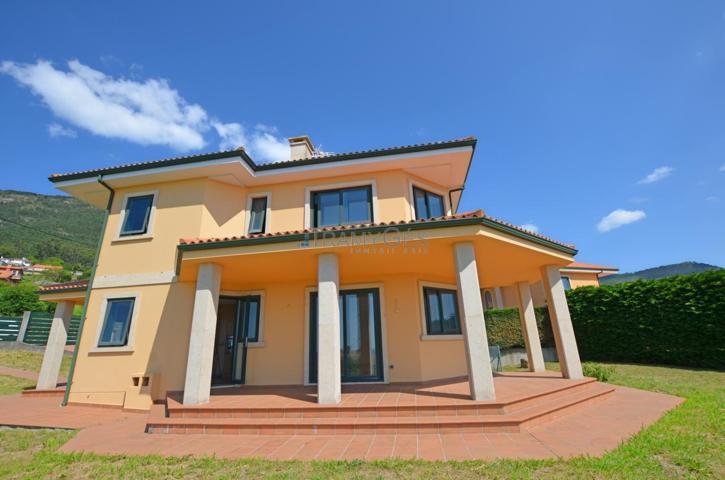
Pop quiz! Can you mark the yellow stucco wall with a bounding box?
[564,271,601,289]
[71,274,470,408]
[71,169,464,408]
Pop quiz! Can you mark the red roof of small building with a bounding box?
[38,279,89,293]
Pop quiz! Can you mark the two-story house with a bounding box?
[37,136,585,411]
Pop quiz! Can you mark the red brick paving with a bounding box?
[0,375,683,461]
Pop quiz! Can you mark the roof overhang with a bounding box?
[176,216,576,288]
[50,140,476,209]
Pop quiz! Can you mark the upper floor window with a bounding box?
[561,276,572,291]
[413,186,445,220]
[98,297,135,347]
[120,194,154,236]
[248,196,268,234]
[312,186,372,228]
[423,287,461,335]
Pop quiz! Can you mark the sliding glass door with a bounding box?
[309,288,384,383]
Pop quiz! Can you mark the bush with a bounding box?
[485,307,554,349]
[567,270,725,370]
[0,281,52,316]
[582,362,615,382]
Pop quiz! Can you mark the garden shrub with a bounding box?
[581,362,615,382]
[567,270,724,370]
[485,307,554,349]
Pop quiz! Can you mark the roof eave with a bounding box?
[177,216,577,256]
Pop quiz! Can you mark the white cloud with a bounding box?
[597,209,646,233]
[47,122,76,138]
[1,59,290,161]
[519,223,539,233]
[637,166,673,184]
[212,122,289,163]
[719,163,725,172]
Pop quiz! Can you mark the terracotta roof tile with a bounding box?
[38,280,89,293]
[180,210,577,250]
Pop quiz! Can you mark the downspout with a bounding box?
[62,175,114,406]
[448,187,464,214]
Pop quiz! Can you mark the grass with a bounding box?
[0,375,35,395]
[0,361,722,479]
[0,350,71,377]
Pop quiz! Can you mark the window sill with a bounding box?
[247,342,264,348]
[420,334,463,341]
[112,234,154,243]
[88,346,134,354]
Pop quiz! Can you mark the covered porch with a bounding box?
[177,211,585,407]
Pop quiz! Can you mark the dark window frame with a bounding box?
[311,185,373,228]
[561,276,572,291]
[97,297,135,347]
[120,194,155,236]
[412,186,445,220]
[423,287,462,335]
[247,196,268,234]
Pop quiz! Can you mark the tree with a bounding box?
[0,281,51,316]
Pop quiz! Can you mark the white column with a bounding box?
[454,242,496,400]
[37,301,73,390]
[317,253,342,404]
[515,282,546,372]
[183,263,222,405]
[17,311,32,343]
[541,265,583,379]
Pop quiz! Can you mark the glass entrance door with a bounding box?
[309,288,384,383]
[212,295,261,385]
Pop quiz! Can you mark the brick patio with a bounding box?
[0,372,683,460]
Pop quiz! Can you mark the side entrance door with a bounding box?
[211,295,261,385]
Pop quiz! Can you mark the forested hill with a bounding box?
[0,189,103,268]
[600,261,722,285]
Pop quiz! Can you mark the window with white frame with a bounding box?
[412,186,445,220]
[423,287,461,335]
[311,185,373,227]
[120,194,155,236]
[98,297,135,347]
[248,196,268,234]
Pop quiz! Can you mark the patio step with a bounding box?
[164,377,598,419]
[146,382,615,435]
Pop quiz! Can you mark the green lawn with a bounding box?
[0,350,71,377]
[0,375,35,395]
[0,362,722,479]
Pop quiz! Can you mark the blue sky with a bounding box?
[1,1,723,272]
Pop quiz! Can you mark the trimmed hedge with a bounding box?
[567,270,725,370]
[485,307,555,349]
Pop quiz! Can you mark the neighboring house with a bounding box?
[0,265,23,283]
[482,261,619,309]
[0,257,31,268]
[26,264,64,274]
[38,136,587,410]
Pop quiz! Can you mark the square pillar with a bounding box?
[37,301,73,390]
[515,282,546,372]
[317,253,341,404]
[17,311,32,343]
[183,263,222,405]
[454,242,496,400]
[541,265,583,379]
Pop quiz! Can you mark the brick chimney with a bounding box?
[288,136,315,160]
